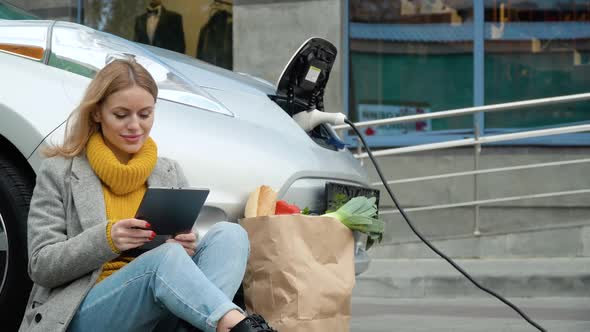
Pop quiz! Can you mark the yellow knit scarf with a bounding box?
[86,132,158,282]
[86,132,158,195]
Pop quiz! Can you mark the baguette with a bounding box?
[244,185,277,218]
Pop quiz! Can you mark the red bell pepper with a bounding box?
[275,200,301,215]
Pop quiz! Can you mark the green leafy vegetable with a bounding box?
[323,196,384,247]
[326,193,349,213]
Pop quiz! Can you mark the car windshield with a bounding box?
[49,22,232,116]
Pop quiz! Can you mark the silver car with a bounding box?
[0,20,371,327]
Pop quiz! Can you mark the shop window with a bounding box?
[484,0,590,131]
[348,0,474,146]
[0,2,39,20]
[4,0,78,21]
[84,0,233,70]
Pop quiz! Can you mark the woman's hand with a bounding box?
[110,218,155,252]
[166,232,197,256]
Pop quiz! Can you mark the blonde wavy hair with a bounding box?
[44,59,158,158]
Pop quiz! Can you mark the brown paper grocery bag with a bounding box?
[239,215,355,332]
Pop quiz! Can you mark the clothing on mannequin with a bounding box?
[134,0,186,54]
[196,1,233,70]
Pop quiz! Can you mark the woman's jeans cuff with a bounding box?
[206,302,244,330]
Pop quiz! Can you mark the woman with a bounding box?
[18,59,275,332]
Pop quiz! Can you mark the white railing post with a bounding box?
[473,122,481,236]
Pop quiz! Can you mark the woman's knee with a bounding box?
[208,222,249,251]
[143,242,186,266]
[159,242,186,253]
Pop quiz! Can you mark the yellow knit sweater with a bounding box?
[86,133,157,283]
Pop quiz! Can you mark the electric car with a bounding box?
[0,20,371,327]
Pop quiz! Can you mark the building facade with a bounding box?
[5,0,589,147]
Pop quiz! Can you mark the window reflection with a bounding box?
[4,0,77,21]
[84,0,233,69]
[349,1,474,143]
[0,1,39,20]
[484,0,590,130]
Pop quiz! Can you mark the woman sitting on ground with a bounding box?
[19,58,275,332]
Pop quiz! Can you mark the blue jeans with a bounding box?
[68,222,249,332]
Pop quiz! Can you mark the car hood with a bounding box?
[142,44,339,154]
[140,98,369,221]
[141,44,276,97]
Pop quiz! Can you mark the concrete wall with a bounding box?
[362,147,590,257]
[365,146,590,207]
[233,0,344,114]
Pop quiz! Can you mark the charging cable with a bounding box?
[342,119,546,332]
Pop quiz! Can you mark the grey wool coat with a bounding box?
[19,153,188,332]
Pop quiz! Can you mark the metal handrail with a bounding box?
[373,157,590,186]
[339,92,590,236]
[356,123,590,159]
[380,188,590,215]
[333,92,590,130]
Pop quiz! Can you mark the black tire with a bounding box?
[0,154,34,331]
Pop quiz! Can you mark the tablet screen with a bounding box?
[125,187,209,257]
[135,187,210,235]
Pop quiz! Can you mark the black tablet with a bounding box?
[135,187,210,235]
[124,187,209,256]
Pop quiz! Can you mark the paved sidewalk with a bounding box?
[351,297,590,332]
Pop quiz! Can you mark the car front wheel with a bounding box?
[0,154,34,330]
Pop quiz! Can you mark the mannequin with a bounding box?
[134,0,186,53]
[196,1,233,69]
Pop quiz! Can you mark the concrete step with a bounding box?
[353,257,590,299]
[370,224,590,259]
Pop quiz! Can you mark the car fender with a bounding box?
[0,53,82,165]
